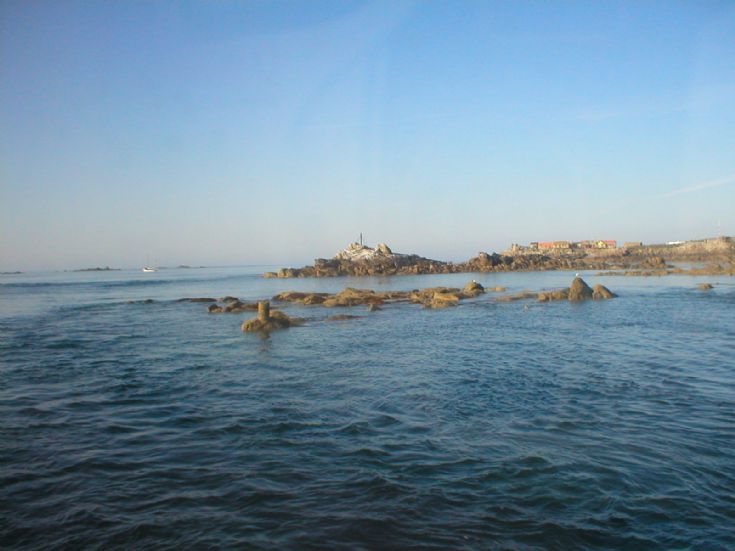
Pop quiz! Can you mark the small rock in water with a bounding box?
[592,284,617,299]
[537,289,569,302]
[462,280,485,297]
[568,277,594,301]
[697,282,713,291]
[241,301,302,333]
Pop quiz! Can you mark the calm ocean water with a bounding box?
[1,267,734,550]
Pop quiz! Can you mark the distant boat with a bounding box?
[141,266,158,273]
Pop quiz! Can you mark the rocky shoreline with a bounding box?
[264,238,735,279]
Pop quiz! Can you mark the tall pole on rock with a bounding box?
[360,232,363,246]
[257,300,270,322]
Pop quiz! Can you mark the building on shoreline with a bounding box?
[510,240,617,253]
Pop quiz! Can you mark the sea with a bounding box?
[1,266,734,550]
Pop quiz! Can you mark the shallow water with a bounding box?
[1,267,734,549]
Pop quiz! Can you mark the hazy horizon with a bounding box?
[2,1,735,272]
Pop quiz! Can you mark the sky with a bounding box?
[1,0,734,270]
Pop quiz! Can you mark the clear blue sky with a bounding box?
[2,0,734,270]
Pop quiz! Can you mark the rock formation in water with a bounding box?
[206,298,258,313]
[536,277,616,302]
[241,301,301,333]
[272,281,487,310]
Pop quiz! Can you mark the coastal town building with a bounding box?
[509,240,618,253]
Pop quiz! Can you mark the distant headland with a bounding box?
[264,236,735,278]
[70,266,120,272]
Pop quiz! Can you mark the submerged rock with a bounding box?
[697,282,713,291]
[327,314,361,321]
[495,290,538,302]
[177,297,216,303]
[224,301,258,313]
[272,291,330,305]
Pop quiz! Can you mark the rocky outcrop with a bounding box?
[322,288,386,308]
[207,299,258,313]
[698,283,713,291]
[568,277,594,301]
[462,280,485,297]
[241,301,302,333]
[223,301,258,313]
[272,291,330,305]
[271,281,485,310]
[592,284,617,299]
[265,236,734,279]
[266,242,452,278]
[495,278,616,303]
[537,278,616,302]
[537,289,569,302]
[405,287,458,308]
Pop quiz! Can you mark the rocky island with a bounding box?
[264,236,735,279]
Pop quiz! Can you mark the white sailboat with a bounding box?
[142,256,158,272]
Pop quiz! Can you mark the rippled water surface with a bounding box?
[1,267,734,549]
